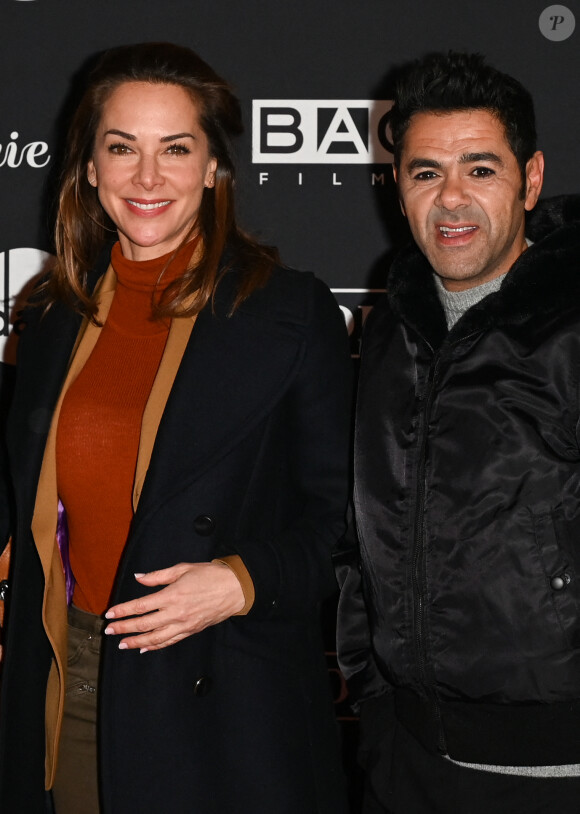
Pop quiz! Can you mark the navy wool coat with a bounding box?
[0,253,352,814]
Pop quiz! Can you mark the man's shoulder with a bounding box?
[498,197,580,327]
[526,194,580,244]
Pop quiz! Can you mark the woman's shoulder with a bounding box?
[232,263,338,327]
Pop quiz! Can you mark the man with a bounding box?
[337,51,580,813]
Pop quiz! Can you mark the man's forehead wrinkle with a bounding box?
[402,112,515,161]
[459,151,504,165]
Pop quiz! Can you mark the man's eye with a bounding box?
[414,171,437,181]
[472,166,495,177]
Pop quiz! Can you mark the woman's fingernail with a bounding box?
[104,626,113,635]
[105,611,115,619]
[118,642,128,650]
[134,573,145,579]
[140,648,149,654]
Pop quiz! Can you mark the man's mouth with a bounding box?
[438,225,477,235]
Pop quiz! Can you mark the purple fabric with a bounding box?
[57,499,75,605]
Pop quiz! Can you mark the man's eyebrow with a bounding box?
[459,151,503,165]
[404,152,505,174]
[405,158,443,172]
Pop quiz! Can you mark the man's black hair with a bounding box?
[390,52,537,181]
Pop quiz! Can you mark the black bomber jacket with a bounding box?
[337,195,580,767]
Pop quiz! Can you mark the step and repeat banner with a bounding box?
[1,0,578,807]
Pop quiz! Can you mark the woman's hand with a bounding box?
[104,561,245,652]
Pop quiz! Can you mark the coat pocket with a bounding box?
[532,507,579,648]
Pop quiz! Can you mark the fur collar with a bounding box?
[387,195,580,350]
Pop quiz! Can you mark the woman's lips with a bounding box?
[125,199,172,213]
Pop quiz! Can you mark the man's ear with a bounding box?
[524,151,544,212]
[392,164,406,217]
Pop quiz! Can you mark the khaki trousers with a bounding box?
[52,605,103,814]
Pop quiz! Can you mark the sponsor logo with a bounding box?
[0,248,54,361]
[332,288,385,357]
[252,100,393,164]
[257,169,391,187]
[539,5,575,40]
[0,131,50,169]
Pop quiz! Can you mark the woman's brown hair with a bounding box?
[49,42,277,319]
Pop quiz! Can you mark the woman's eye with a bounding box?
[166,143,191,155]
[108,143,132,155]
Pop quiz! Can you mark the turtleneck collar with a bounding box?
[110,237,200,293]
[107,237,200,336]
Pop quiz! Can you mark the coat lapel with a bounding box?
[30,266,116,787]
[133,314,196,510]
[126,275,309,543]
[30,264,196,785]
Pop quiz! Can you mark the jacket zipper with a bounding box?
[412,353,446,753]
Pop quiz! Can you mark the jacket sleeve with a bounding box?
[335,518,397,779]
[220,278,353,619]
[335,513,392,708]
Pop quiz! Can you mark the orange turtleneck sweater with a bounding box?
[55,241,193,614]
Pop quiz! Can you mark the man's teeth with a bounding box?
[439,225,476,234]
[128,200,171,210]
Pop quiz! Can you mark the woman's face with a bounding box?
[87,81,217,261]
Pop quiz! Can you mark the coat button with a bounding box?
[194,515,215,536]
[193,676,212,696]
[550,573,571,591]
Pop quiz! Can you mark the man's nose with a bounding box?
[435,173,470,210]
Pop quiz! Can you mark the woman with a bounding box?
[0,43,351,814]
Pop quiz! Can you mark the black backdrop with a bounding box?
[1,0,578,808]
[1,1,578,357]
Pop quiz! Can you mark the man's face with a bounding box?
[393,109,544,291]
